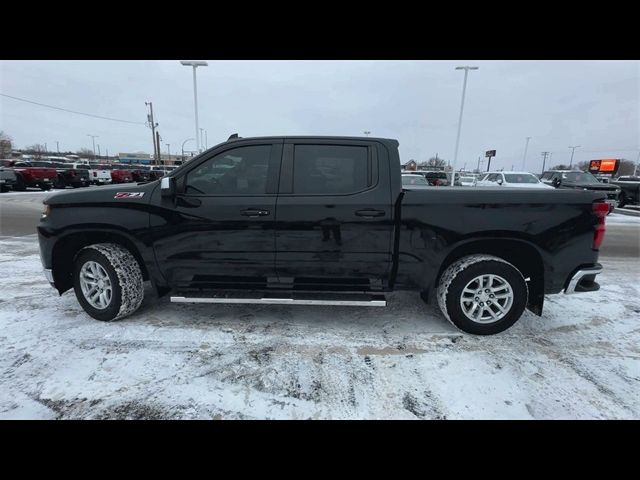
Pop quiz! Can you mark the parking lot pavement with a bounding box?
[0,234,638,419]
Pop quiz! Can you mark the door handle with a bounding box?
[355,209,385,218]
[241,209,270,217]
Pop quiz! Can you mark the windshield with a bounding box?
[402,175,429,186]
[504,173,540,184]
[563,172,600,184]
[28,161,52,167]
[460,176,475,182]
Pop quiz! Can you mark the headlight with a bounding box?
[41,204,51,219]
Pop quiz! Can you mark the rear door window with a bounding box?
[292,145,369,195]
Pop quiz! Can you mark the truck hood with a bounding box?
[44,181,159,205]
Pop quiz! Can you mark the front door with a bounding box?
[274,140,394,291]
[151,140,283,289]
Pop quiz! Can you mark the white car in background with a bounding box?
[459,175,477,186]
[476,171,553,189]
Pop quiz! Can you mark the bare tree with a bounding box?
[24,144,46,160]
[550,164,571,170]
[419,157,447,169]
[0,131,13,158]
[77,148,94,158]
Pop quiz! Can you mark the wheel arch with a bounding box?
[51,230,150,295]
[435,238,545,316]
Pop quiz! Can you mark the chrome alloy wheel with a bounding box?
[79,261,113,310]
[459,274,514,324]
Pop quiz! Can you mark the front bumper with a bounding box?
[565,264,603,294]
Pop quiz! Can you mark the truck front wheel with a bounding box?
[436,255,528,335]
[73,243,144,321]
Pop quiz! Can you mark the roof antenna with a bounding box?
[228,133,240,141]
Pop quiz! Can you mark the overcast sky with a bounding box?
[1,60,638,171]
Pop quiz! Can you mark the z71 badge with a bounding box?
[114,192,145,199]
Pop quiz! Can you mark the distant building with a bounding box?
[117,152,152,165]
[402,160,417,171]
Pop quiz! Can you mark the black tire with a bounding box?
[618,193,627,209]
[14,176,26,191]
[73,243,144,322]
[437,255,528,335]
[0,185,7,193]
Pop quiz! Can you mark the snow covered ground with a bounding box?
[0,234,639,419]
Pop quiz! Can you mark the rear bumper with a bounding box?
[564,264,603,294]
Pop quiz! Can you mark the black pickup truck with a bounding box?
[38,136,609,335]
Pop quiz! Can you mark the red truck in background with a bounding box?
[110,164,134,184]
[5,160,57,191]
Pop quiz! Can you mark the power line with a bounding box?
[0,93,146,125]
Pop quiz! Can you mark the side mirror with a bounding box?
[496,178,503,185]
[161,176,176,197]
[552,177,561,187]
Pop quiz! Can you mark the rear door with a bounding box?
[274,139,393,291]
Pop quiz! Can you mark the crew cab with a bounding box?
[110,165,134,184]
[610,176,640,207]
[49,162,91,189]
[10,160,57,191]
[87,164,113,185]
[541,170,621,211]
[38,135,609,335]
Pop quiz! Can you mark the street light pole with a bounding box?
[181,138,195,163]
[363,131,371,137]
[166,143,171,164]
[522,136,531,170]
[568,145,581,168]
[180,61,208,153]
[452,66,479,186]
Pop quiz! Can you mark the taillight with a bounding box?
[592,201,609,250]
[69,169,76,177]
[93,171,97,177]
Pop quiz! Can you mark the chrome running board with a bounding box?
[170,292,386,307]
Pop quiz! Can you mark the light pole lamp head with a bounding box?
[180,60,208,67]
[456,66,479,70]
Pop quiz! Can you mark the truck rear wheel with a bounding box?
[437,255,528,335]
[73,243,144,322]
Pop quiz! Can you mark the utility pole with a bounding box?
[204,130,208,149]
[568,145,580,168]
[541,151,550,174]
[476,156,481,172]
[166,143,171,163]
[155,131,162,166]
[56,141,59,154]
[87,135,98,162]
[106,148,109,160]
[522,136,531,170]
[145,102,159,164]
[97,144,101,159]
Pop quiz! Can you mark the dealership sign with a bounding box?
[588,159,620,175]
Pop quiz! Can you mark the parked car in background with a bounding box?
[149,168,166,181]
[477,171,553,189]
[49,162,91,189]
[402,174,430,188]
[0,163,18,192]
[110,165,134,184]
[423,171,449,186]
[124,165,151,182]
[87,164,113,185]
[459,175,477,187]
[10,160,58,191]
[610,176,640,207]
[541,170,621,211]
